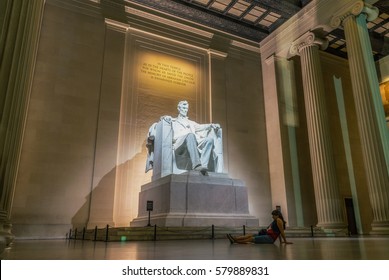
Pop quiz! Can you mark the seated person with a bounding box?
[226,210,293,244]
[145,100,222,175]
[170,100,221,172]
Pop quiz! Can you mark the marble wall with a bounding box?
[10,0,270,238]
[11,3,106,238]
[9,0,386,238]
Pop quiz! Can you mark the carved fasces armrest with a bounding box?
[145,122,157,173]
[146,123,157,148]
[146,135,155,148]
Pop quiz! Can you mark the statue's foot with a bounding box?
[200,169,208,176]
[194,165,208,176]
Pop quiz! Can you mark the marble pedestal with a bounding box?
[130,172,259,227]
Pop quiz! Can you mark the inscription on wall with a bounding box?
[137,50,198,97]
[140,62,195,87]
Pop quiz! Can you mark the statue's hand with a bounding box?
[210,123,220,130]
[161,115,172,123]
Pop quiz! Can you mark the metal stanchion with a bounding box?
[94,226,98,241]
[243,225,246,235]
[153,225,157,241]
[146,200,153,227]
[211,225,215,239]
[105,224,109,242]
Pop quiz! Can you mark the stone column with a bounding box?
[290,31,346,230]
[0,0,45,252]
[262,55,303,227]
[331,1,389,234]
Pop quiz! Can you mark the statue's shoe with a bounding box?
[194,165,208,175]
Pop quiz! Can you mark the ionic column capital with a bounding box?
[330,1,379,28]
[289,31,328,57]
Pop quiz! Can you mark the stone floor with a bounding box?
[1,236,389,260]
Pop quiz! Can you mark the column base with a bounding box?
[0,223,15,255]
[370,221,389,235]
[316,222,348,236]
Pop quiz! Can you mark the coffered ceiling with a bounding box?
[129,0,389,61]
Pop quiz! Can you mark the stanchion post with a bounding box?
[153,224,157,241]
[94,226,98,241]
[82,227,86,240]
[243,225,246,235]
[105,224,109,242]
[311,225,314,237]
[211,225,215,239]
[146,200,153,227]
[74,228,78,240]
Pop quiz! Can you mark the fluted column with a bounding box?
[0,0,45,251]
[290,32,346,230]
[332,1,389,234]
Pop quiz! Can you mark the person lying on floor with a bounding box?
[227,210,293,244]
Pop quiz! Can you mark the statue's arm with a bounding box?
[194,121,220,132]
[210,123,221,130]
[160,115,173,124]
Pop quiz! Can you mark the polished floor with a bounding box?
[1,236,389,260]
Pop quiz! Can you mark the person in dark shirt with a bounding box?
[227,210,293,244]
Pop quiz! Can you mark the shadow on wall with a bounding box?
[71,141,149,231]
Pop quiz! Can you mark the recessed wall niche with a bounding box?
[114,31,211,225]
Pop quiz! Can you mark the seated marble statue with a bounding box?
[145,100,223,177]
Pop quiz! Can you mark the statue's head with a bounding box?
[177,100,189,117]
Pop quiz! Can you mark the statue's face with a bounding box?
[178,102,189,117]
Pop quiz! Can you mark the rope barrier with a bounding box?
[66,224,330,242]
[154,225,213,234]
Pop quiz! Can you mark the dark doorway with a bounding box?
[345,198,358,235]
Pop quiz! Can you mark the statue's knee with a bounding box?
[205,137,214,145]
[187,133,196,138]
[185,133,197,145]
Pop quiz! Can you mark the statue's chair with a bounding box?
[146,118,223,181]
